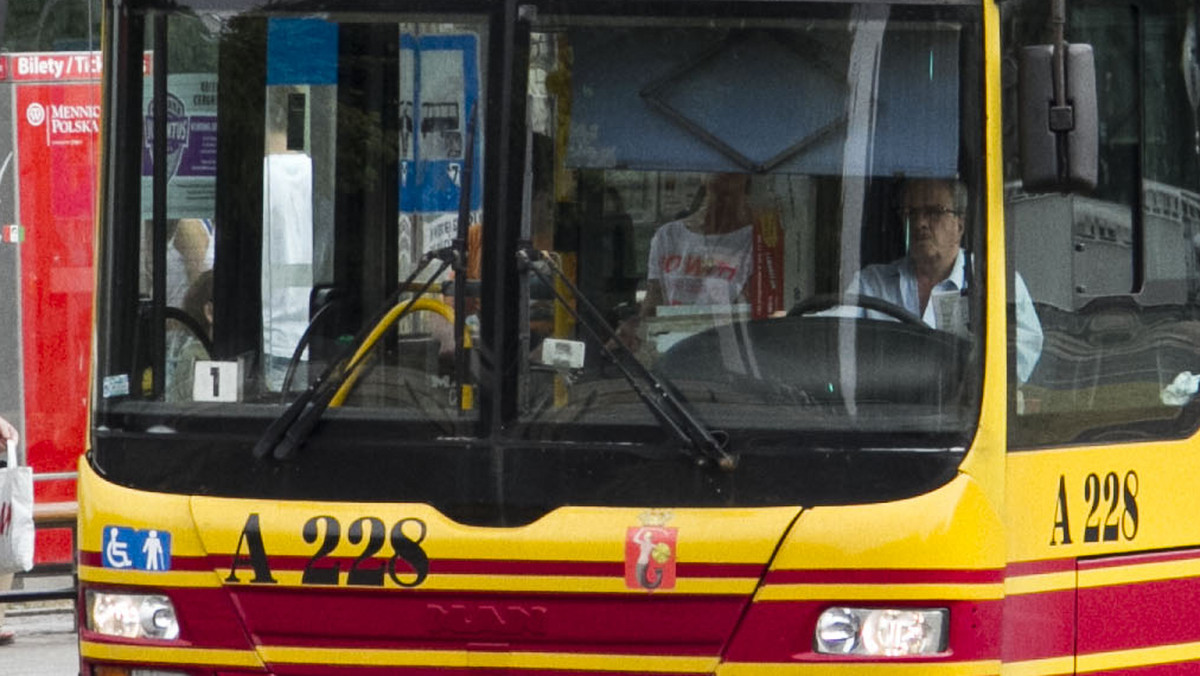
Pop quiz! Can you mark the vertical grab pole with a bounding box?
[453,105,478,413]
[150,14,170,399]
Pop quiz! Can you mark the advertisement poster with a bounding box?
[9,52,103,563]
[400,33,482,220]
[141,72,218,218]
[750,209,785,319]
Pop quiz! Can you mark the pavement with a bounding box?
[1,574,79,676]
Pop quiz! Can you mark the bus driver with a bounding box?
[848,178,1043,382]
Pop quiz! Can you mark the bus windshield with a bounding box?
[516,7,986,439]
[92,0,985,510]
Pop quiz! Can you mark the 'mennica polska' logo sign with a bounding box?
[25,100,100,145]
[50,103,101,135]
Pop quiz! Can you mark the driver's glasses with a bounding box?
[898,206,960,222]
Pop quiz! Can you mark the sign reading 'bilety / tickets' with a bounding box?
[1,51,152,82]
[9,53,103,81]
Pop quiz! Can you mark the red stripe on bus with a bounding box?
[1006,557,1076,577]
[1081,664,1200,676]
[1000,587,1074,664]
[260,667,711,676]
[205,554,628,577]
[763,567,1004,585]
[81,550,762,579]
[1077,547,1200,570]
[1077,573,1200,655]
[78,550,213,571]
[214,555,760,579]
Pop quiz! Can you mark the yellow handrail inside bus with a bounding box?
[330,296,474,409]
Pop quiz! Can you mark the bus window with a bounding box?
[136,15,220,402]
[516,9,986,440]
[90,0,989,510]
[1005,0,1200,447]
[96,14,487,422]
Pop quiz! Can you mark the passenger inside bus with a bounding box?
[613,172,756,354]
[166,270,214,401]
[138,217,214,309]
[166,218,214,308]
[140,217,216,402]
[261,86,315,392]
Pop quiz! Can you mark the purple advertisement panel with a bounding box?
[141,73,218,218]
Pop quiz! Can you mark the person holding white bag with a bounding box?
[0,414,18,646]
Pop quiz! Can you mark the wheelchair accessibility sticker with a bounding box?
[102,526,172,571]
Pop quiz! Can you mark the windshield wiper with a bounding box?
[252,252,453,462]
[255,108,479,463]
[517,247,737,471]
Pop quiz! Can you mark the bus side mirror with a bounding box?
[1019,43,1098,192]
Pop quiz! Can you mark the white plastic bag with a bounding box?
[0,440,34,573]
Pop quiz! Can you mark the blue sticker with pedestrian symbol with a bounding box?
[102,525,172,571]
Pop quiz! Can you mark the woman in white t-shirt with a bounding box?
[643,172,753,309]
[615,172,754,354]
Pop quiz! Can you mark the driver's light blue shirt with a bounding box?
[849,250,1044,383]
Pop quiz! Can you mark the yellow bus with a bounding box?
[77,0,1200,672]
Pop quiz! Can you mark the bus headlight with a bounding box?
[86,591,180,640]
[814,607,947,656]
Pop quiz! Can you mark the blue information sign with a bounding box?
[101,525,172,571]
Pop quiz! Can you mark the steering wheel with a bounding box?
[787,293,927,327]
[164,306,213,354]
